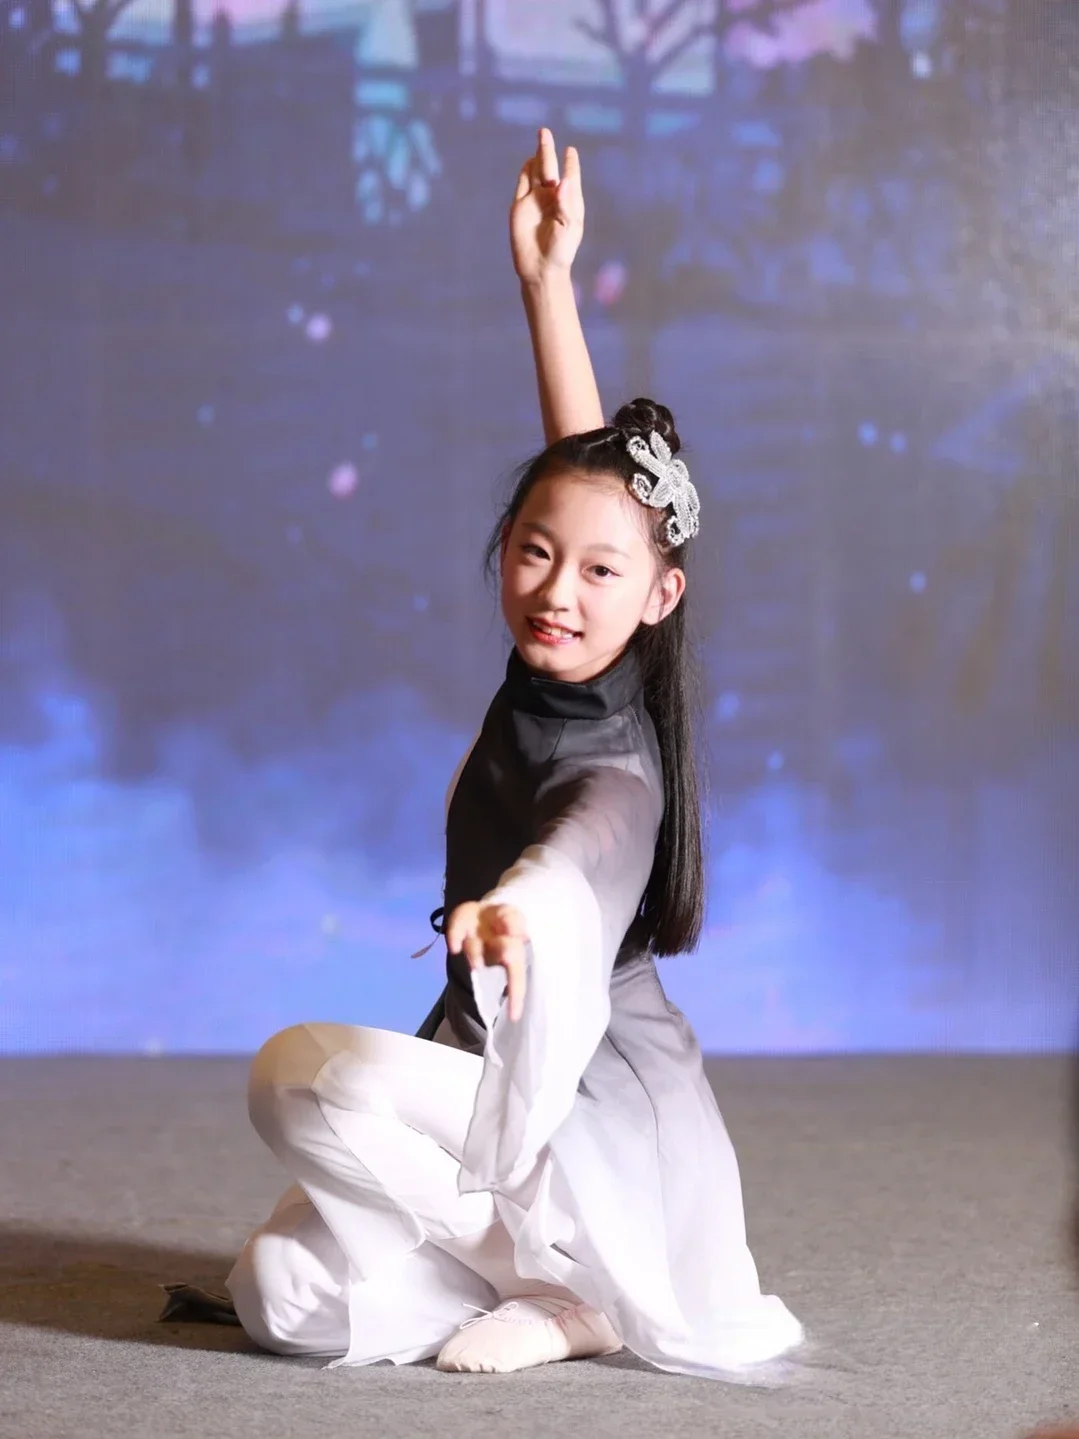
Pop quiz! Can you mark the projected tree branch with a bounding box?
[64,0,138,93]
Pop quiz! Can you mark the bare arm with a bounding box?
[511,130,605,445]
[520,273,604,445]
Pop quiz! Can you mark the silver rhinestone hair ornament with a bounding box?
[625,430,701,547]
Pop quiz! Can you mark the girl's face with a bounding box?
[500,471,685,684]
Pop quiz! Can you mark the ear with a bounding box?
[641,566,685,627]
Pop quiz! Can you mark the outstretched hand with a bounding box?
[445,900,529,1023]
[510,127,584,285]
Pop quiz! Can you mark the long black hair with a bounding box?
[482,397,706,957]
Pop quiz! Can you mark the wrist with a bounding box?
[519,268,575,299]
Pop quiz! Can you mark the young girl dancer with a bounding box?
[224,129,804,1381]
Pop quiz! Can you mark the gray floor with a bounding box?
[1,1055,1076,1439]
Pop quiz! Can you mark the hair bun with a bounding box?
[612,397,681,457]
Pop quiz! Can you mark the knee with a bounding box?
[249,1024,317,1091]
[228,1231,294,1353]
[247,1025,327,1146]
[228,1228,344,1357]
[247,1024,392,1150]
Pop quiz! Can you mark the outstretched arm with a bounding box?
[455,758,662,1189]
[511,128,605,445]
[446,757,661,1029]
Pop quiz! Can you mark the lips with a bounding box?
[527,617,581,644]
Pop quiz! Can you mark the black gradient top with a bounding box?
[416,642,664,1054]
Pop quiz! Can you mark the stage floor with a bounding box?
[1,1055,1075,1439]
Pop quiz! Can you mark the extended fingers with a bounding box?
[452,902,529,1021]
[562,144,581,190]
[445,901,479,956]
[501,947,527,1022]
[482,928,526,1022]
[559,145,584,223]
[461,928,485,973]
[537,127,559,186]
[449,909,486,974]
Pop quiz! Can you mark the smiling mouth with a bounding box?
[527,617,581,642]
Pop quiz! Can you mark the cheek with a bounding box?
[618,578,656,623]
[501,560,530,602]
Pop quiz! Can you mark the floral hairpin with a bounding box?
[625,431,701,547]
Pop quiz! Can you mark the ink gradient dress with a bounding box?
[227,642,803,1381]
[413,643,803,1378]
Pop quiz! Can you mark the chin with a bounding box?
[520,642,577,672]
[515,629,587,674]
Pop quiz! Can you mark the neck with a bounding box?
[504,643,641,721]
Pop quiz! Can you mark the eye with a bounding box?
[521,543,548,559]
[591,565,618,580]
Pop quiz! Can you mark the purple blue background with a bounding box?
[1,0,1076,1053]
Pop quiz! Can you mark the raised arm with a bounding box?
[510,128,605,445]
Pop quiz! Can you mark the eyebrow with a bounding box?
[520,521,631,561]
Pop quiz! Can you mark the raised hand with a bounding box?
[445,900,529,1023]
[510,127,584,286]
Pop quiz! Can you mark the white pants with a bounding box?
[226,1022,550,1367]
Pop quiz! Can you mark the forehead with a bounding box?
[516,470,648,549]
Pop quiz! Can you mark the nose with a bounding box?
[535,562,576,613]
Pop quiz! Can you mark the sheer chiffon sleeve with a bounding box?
[457,757,659,1189]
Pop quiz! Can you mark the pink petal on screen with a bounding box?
[327,462,359,498]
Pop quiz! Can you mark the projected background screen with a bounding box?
[1,0,1076,1053]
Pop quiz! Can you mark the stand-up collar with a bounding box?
[504,644,642,721]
